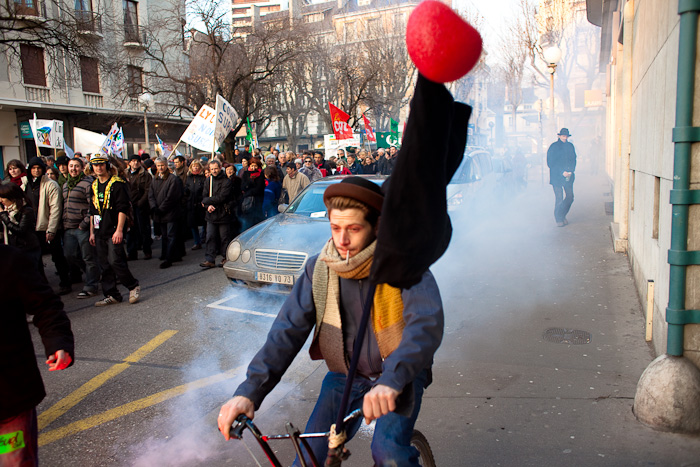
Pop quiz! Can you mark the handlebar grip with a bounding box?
[230,414,250,439]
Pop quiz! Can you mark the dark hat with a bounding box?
[324,177,384,213]
[128,154,141,162]
[56,155,70,166]
[558,128,571,136]
[27,156,47,172]
[142,159,154,169]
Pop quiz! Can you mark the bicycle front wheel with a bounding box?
[411,430,436,467]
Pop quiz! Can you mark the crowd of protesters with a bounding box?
[0,143,398,302]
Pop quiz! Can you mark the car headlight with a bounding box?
[227,241,241,262]
[241,249,251,263]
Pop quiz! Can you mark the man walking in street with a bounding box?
[88,155,140,306]
[200,160,234,269]
[126,154,153,260]
[24,157,72,295]
[282,161,310,204]
[149,157,184,269]
[62,157,100,299]
[547,128,577,227]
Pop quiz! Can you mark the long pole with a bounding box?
[549,65,556,135]
[143,108,150,155]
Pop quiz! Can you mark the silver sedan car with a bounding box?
[223,175,387,292]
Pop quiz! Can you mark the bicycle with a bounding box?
[230,408,436,467]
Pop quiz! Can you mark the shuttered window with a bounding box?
[127,65,143,97]
[80,56,100,93]
[20,44,46,86]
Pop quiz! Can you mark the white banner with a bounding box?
[29,116,64,149]
[74,127,107,155]
[323,133,361,151]
[214,95,239,150]
[180,105,216,152]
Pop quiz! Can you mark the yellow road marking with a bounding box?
[38,330,178,431]
[38,366,243,447]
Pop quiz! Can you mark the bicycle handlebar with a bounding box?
[230,408,364,441]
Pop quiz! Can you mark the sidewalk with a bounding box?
[221,172,700,466]
[423,172,700,465]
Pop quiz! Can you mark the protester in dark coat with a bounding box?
[126,155,153,260]
[547,128,577,227]
[263,166,282,218]
[240,156,265,231]
[185,160,207,250]
[0,244,74,466]
[200,160,234,268]
[0,183,42,272]
[25,156,72,295]
[148,157,184,268]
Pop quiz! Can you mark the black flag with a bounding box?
[370,74,471,289]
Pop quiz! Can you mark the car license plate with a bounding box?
[257,272,294,285]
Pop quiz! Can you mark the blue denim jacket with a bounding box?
[234,254,444,409]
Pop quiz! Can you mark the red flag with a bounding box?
[363,114,376,142]
[329,103,353,140]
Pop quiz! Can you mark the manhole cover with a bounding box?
[543,328,592,345]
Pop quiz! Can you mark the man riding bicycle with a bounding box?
[218,176,444,466]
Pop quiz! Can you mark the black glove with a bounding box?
[0,210,9,224]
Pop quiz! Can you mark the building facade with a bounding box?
[0,0,191,174]
[588,0,700,370]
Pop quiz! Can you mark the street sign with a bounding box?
[19,122,33,139]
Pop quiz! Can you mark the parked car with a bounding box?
[223,175,387,292]
[446,148,514,212]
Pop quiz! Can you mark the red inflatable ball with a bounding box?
[406,0,483,83]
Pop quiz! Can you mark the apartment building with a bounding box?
[0,0,191,174]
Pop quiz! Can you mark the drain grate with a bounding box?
[543,328,592,345]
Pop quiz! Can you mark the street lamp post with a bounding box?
[543,45,562,136]
[138,92,153,154]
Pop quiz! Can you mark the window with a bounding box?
[392,13,405,31]
[74,0,91,11]
[14,0,42,16]
[127,65,143,97]
[304,12,323,23]
[358,0,371,5]
[20,44,46,87]
[367,17,380,34]
[123,0,139,42]
[344,21,356,41]
[80,57,100,93]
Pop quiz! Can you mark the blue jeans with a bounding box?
[294,370,427,467]
[63,228,99,293]
[0,408,38,466]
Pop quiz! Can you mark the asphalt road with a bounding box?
[32,169,700,466]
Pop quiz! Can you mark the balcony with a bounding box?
[75,10,103,37]
[124,24,147,47]
[83,92,103,108]
[25,84,50,102]
[14,0,46,21]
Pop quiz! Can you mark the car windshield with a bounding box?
[285,178,385,218]
[285,185,330,218]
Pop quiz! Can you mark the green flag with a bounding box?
[246,117,256,148]
[376,132,400,149]
[390,118,399,139]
